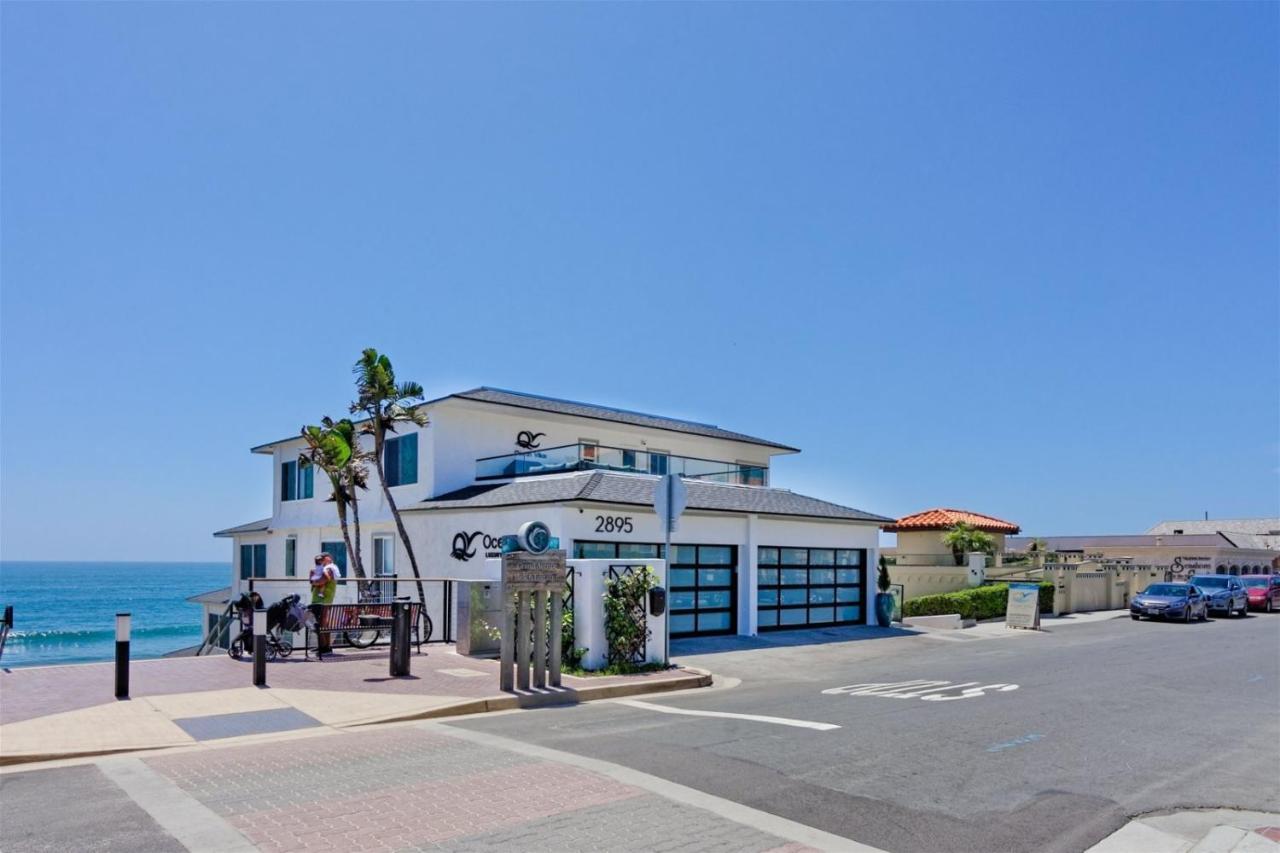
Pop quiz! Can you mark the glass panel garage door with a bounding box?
[757,547,864,630]
[668,545,737,638]
[571,542,738,638]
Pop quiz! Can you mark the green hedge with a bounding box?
[902,582,1055,621]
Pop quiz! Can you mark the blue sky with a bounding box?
[2,3,1276,561]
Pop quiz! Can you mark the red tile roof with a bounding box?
[883,508,1021,534]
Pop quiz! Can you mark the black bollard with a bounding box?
[115,613,131,699]
[390,597,411,677]
[252,608,267,687]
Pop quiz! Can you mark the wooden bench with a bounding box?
[305,602,426,660]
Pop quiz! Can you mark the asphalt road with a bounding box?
[447,613,1280,853]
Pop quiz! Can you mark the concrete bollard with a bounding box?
[115,613,131,699]
[252,608,267,687]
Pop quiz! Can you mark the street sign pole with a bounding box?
[655,473,687,666]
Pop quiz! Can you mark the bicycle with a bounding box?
[343,600,433,649]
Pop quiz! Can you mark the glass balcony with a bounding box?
[476,443,767,486]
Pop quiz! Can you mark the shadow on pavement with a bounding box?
[672,624,918,656]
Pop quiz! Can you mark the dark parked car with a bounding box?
[1190,575,1249,617]
[1130,583,1208,622]
[1241,574,1280,613]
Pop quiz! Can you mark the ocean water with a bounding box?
[0,561,230,668]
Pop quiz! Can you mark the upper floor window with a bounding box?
[281,459,314,502]
[648,451,669,475]
[239,543,267,580]
[384,433,418,487]
[284,536,297,578]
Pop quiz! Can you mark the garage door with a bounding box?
[668,545,737,638]
[571,541,738,638]
[757,547,864,630]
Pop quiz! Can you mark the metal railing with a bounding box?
[240,576,456,646]
[476,443,767,486]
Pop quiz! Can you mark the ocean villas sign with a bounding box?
[450,531,504,561]
[515,430,545,450]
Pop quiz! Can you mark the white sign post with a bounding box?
[655,473,687,664]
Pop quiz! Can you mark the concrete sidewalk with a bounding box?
[1087,809,1280,852]
[0,645,709,766]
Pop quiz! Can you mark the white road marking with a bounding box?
[612,698,841,731]
[823,680,1020,701]
[98,757,256,852]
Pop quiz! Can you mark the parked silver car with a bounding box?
[1190,575,1249,617]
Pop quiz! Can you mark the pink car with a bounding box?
[1241,574,1280,613]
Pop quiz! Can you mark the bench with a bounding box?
[305,602,426,660]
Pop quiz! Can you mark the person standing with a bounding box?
[310,553,338,654]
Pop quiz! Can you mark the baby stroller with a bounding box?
[228,592,297,661]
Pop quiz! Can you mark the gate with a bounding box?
[1071,571,1110,612]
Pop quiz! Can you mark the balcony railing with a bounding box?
[476,443,767,486]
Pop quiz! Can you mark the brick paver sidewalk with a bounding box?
[2,723,863,852]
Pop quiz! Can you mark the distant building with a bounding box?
[1007,517,1280,577]
[882,508,1020,566]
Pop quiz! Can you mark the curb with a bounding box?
[349,666,714,727]
[0,667,714,768]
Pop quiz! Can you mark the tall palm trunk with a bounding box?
[332,493,366,604]
[349,483,365,578]
[373,427,427,610]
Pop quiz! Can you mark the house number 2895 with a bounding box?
[595,515,634,533]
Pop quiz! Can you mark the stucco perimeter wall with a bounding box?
[1047,563,1165,615]
[888,566,972,600]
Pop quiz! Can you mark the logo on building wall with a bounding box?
[515,430,545,450]
[450,531,505,561]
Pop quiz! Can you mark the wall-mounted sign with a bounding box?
[501,550,568,591]
[1169,555,1211,577]
[450,531,504,561]
[515,430,545,450]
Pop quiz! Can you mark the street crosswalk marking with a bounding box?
[612,698,840,730]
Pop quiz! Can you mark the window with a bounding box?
[284,537,297,577]
[373,536,394,577]
[580,440,598,463]
[320,541,347,577]
[384,433,418,487]
[281,459,314,501]
[648,452,669,475]
[239,544,267,580]
[737,462,767,486]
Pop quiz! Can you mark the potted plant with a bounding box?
[874,555,895,627]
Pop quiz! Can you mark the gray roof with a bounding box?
[409,471,890,523]
[1008,534,1229,551]
[187,586,232,605]
[1147,518,1280,550]
[450,388,799,451]
[212,518,271,538]
[251,386,799,454]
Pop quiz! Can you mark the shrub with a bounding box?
[903,582,1055,621]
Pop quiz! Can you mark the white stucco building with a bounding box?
[207,388,891,646]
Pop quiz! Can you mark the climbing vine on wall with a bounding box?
[604,566,655,667]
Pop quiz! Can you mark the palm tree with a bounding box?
[941,522,995,566]
[300,418,369,586]
[351,348,429,608]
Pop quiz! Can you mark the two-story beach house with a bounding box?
[205,388,891,645]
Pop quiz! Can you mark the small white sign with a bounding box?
[1006,583,1041,630]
